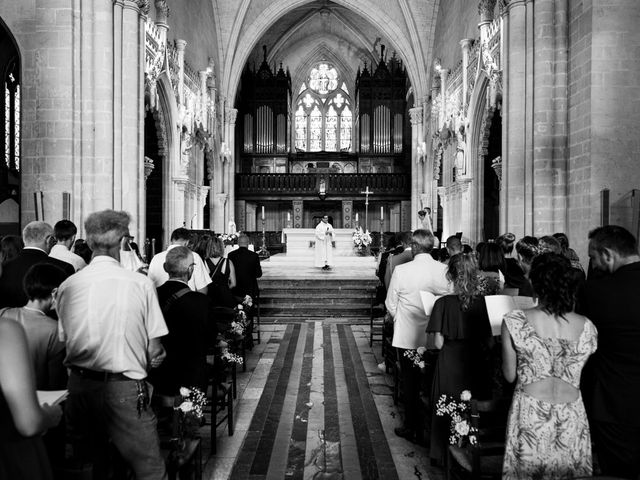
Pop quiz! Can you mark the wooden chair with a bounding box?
[154,395,203,480]
[253,293,261,345]
[446,397,511,480]
[206,352,235,456]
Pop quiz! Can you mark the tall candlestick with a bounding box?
[287,212,291,222]
[261,206,265,220]
[355,213,358,222]
[380,207,384,220]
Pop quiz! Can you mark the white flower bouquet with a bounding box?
[219,232,240,246]
[403,346,427,369]
[173,386,206,443]
[435,390,478,446]
[221,348,244,365]
[352,227,372,255]
[242,295,253,308]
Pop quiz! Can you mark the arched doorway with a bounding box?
[0,18,20,235]
[144,109,164,257]
[483,106,501,241]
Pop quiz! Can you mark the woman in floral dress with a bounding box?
[502,253,597,478]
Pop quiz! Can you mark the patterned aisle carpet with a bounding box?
[202,323,444,480]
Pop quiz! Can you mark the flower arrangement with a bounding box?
[173,387,206,443]
[352,227,372,254]
[403,346,427,369]
[228,304,249,337]
[221,348,244,365]
[242,295,253,308]
[219,232,239,246]
[435,390,478,447]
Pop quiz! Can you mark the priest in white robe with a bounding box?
[314,215,335,270]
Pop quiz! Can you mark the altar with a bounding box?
[282,228,358,257]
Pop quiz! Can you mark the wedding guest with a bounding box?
[49,220,86,272]
[72,239,92,265]
[497,233,527,294]
[56,210,168,480]
[148,227,211,292]
[0,264,67,390]
[578,225,640,478]
[150,246,211,395]
[384,231,413,289]
[514,236,539,297]
[386,229,453,444]
[502,253,597,478]
[228,233,262,300]
[0,317,63,480]
[538,235,562,255]
[194,235,237,308]
[0,234,23,279]
[376,233,403,298]
[445,235,463,258]
[427,253,493,466]
[1,234,23,264]
[0,222,74,308]
[119,234,147,273]
[477,242,506,294]
[553,232,583,271]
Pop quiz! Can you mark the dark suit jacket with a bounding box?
[150,280,213,395]
[0,248,74,308]
[227,247,262,299]
[577,261,640,426]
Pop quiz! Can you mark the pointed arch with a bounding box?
[221,0,427,105]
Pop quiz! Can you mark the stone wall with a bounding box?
[567,0,594,258]
[568,0,640,259]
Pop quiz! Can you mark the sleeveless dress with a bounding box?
[503,310,598,479]
[0,389,53,480]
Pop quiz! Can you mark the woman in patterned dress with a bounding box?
[502,253,597,478]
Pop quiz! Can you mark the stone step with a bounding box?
[260,290,373,299]
[259,279,378,289]
[260,298,371,307]
[260,307,371,317]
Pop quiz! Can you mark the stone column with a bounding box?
[211,151,226,232]
[173,179,188,227]
[293,200,304,228]
[409,107,423,230]
[460,38,474,110]
[503,0,528,236]
[225,108,238,228]
[342,200,353,229]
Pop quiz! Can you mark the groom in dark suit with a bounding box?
[228,234,262,300]
[0,221,74,308]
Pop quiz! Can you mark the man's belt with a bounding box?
[70,366,131,382]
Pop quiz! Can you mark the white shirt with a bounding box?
[147,244,211,290]
[386,253,452,349]
[49,244,86,271]
[57,256,168,380]
[120,249,145,272]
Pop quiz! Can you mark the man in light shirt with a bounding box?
[49,220,86,271]
[385,229,452,444]
[147,227,211,292]
[56,210,168,480]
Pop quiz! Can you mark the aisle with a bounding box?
[204,324,439,480]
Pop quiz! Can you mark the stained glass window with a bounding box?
[14,85,20,171]
[4,68,20,171]
[295,105,307,151]
[294,64,352,152]
[340,106,352,151]
[325,106,338,152]
[309,64,338,94]
[309,105,322,152]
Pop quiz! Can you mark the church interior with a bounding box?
[1,0,640,479]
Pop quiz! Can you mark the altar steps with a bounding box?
[258,277,379,320]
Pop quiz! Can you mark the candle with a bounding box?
[380,207,384,220]
[261,206,265,220]
[355,213,358,222]
[287,212,291,222]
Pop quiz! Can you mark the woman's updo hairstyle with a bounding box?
[529,252,580,318]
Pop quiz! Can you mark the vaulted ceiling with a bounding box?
[211,0,440,107]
